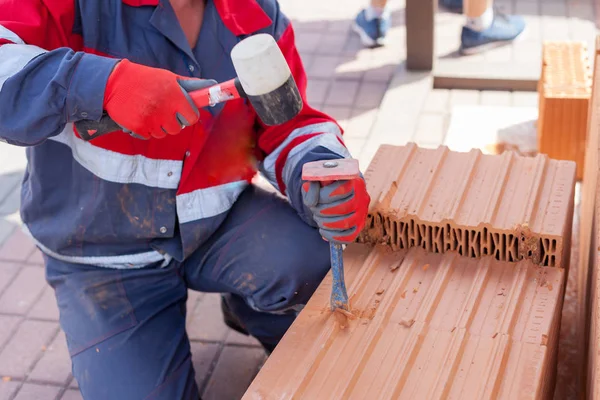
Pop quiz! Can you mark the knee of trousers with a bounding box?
[247,240,331,314]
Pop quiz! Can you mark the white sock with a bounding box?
[365,5,387,21]
[466,7,494,31]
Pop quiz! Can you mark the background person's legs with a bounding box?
[464,0,491,20]
[353,0,391,48]
[460,0,526,54]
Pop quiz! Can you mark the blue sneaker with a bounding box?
[440,0,463,13]
[460,12,526,55]
[352,9,391,48]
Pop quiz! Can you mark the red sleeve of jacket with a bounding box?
[255,21,349,194]
[0,0,79,50]
[0,1,117,145]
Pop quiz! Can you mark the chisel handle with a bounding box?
[329,242,349,311]
[302,159,361,312]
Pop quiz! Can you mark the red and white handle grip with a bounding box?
[74,78,247,141]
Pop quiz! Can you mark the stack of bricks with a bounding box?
[244,144,577,400]
[538,41,592,181]
[359,144,575,268]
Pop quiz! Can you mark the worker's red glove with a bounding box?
[103,59,216,139]
[302,175,370,244]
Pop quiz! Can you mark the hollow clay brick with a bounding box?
[358,144,576,268]
[538,41,592,180]
[243,245,566,400]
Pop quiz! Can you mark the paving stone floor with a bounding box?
[0,0,596,398]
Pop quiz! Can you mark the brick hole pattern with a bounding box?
[359,212,559,267]
[356,144,576,269]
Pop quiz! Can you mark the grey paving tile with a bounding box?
[0,320,58,378]
[0,190,19,218]
[324,80,361,107]
[13,383,61,400]
[516,1,539,15]
[0,266,47,315]
[29,331,71,384]
[0,380,20,400]
[27,287,60,322]
[60,390,82,400]
[316,32,349,55]
[69,377,78,389]
[414,113,447,146]
[363,64,397,83]
[26,250,44,266]
[480,91,512,107]
[224,330,261,347]
[201,346,265,400]
[541,2,567,17]
[306,55,340,79]
[295,32,322,54]
[344,109,378,139]
[484,45,513,63]
[354,81,388,109]
[449,90,480,108]
[306,79,330,106]
[333,55,366,80]
[0,229,36,262]
[0,221,16,249]
[327,19,351,33]
[0,262,19,297]
[513,91,539,107]
[568,3,595,20]
[322,106,353,124]
[0,316,21,350]
[190,342,220,391]
[186,289,203,313]
[187,294,229,342]
[495,0,514,14]
[0,172,22,207]
[423,89,450,114]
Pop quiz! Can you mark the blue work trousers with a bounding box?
[45,185,330,400]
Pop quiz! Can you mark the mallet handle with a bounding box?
[74,79,245,142]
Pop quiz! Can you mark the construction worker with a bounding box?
[0,1,370,399]
[354,0,526,55]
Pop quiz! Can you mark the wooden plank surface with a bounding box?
[406,0,435,71]
[583,36,600,400]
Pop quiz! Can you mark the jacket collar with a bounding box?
[122,0,159,6]
[212,0,272,36]
[122,0,272,36]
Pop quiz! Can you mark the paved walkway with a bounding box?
[0,0,596,398]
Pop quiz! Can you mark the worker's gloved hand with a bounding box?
[301,175,370,244]
[103,59,217,139]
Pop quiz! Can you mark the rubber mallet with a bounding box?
[75,33,303,141]
[302,158,361,329]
